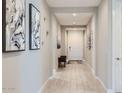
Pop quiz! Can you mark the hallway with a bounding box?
[42,61,106,93]
[2,0,122,93]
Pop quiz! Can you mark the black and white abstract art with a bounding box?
[29,4,40,50]
[2,0,26,52]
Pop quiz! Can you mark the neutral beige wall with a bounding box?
[85,15,96,73]
[91,15,97,73]
[57,24,61,57]
[96,0,112,89]
[96,0,108,87]
[51,15,61,73]
[61,27,66,56]
[2,0,54,93]
[85,23,92,66]
[85,0,112,90]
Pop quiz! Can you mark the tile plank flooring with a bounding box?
[42,61,106,93]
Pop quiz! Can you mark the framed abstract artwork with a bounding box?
[29,4,40,50]
[88,32,92,50]
[2,0,26,52]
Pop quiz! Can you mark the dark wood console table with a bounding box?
[58,56,67,67]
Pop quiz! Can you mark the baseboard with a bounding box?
[94,73,115,93]
[95,76,107,91]
[52,69,57,75]
[82,59,86,62]
[84,63,95,76]
[85,63,108,93]
[107,89,114,93]
[37,78,49,93]
[37,70,56,93]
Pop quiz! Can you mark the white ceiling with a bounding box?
[55,13,93,26]
[46,0,102,7]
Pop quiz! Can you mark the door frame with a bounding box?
[111,0,122,92]
[65,27,86,61]
[67,29,83,61]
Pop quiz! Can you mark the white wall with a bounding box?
[96,0,108,88]
[85,23,92,66]
[61,27,66,55]
[85,0,112,90]
[2,0,54,93]
[57,24,61,57]
[51,15,61,74]
[83,31,86,60]
[85,15,96,73]
[91,15,96,74]
[96,0,112,89]
[61,26,68,56]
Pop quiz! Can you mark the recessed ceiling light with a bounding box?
[72,13,77,17]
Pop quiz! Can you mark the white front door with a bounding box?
[67,30,83,61]
[112,0,122,92]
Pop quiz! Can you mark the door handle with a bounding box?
[115,57,121,60]
[69,46,71,50]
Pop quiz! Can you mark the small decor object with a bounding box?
[44,17,46,22]
[57,43,61,49]
[46,30,49,36]
[57,30,61,49]
[88,32,92,50]
[29,4,40,50]
[2,0,26,52]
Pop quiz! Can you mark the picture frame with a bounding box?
[2,0,26,52]
[88,32,92,50]
[29,4,41,50]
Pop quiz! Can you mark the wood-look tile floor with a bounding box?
[42,61,106,93]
